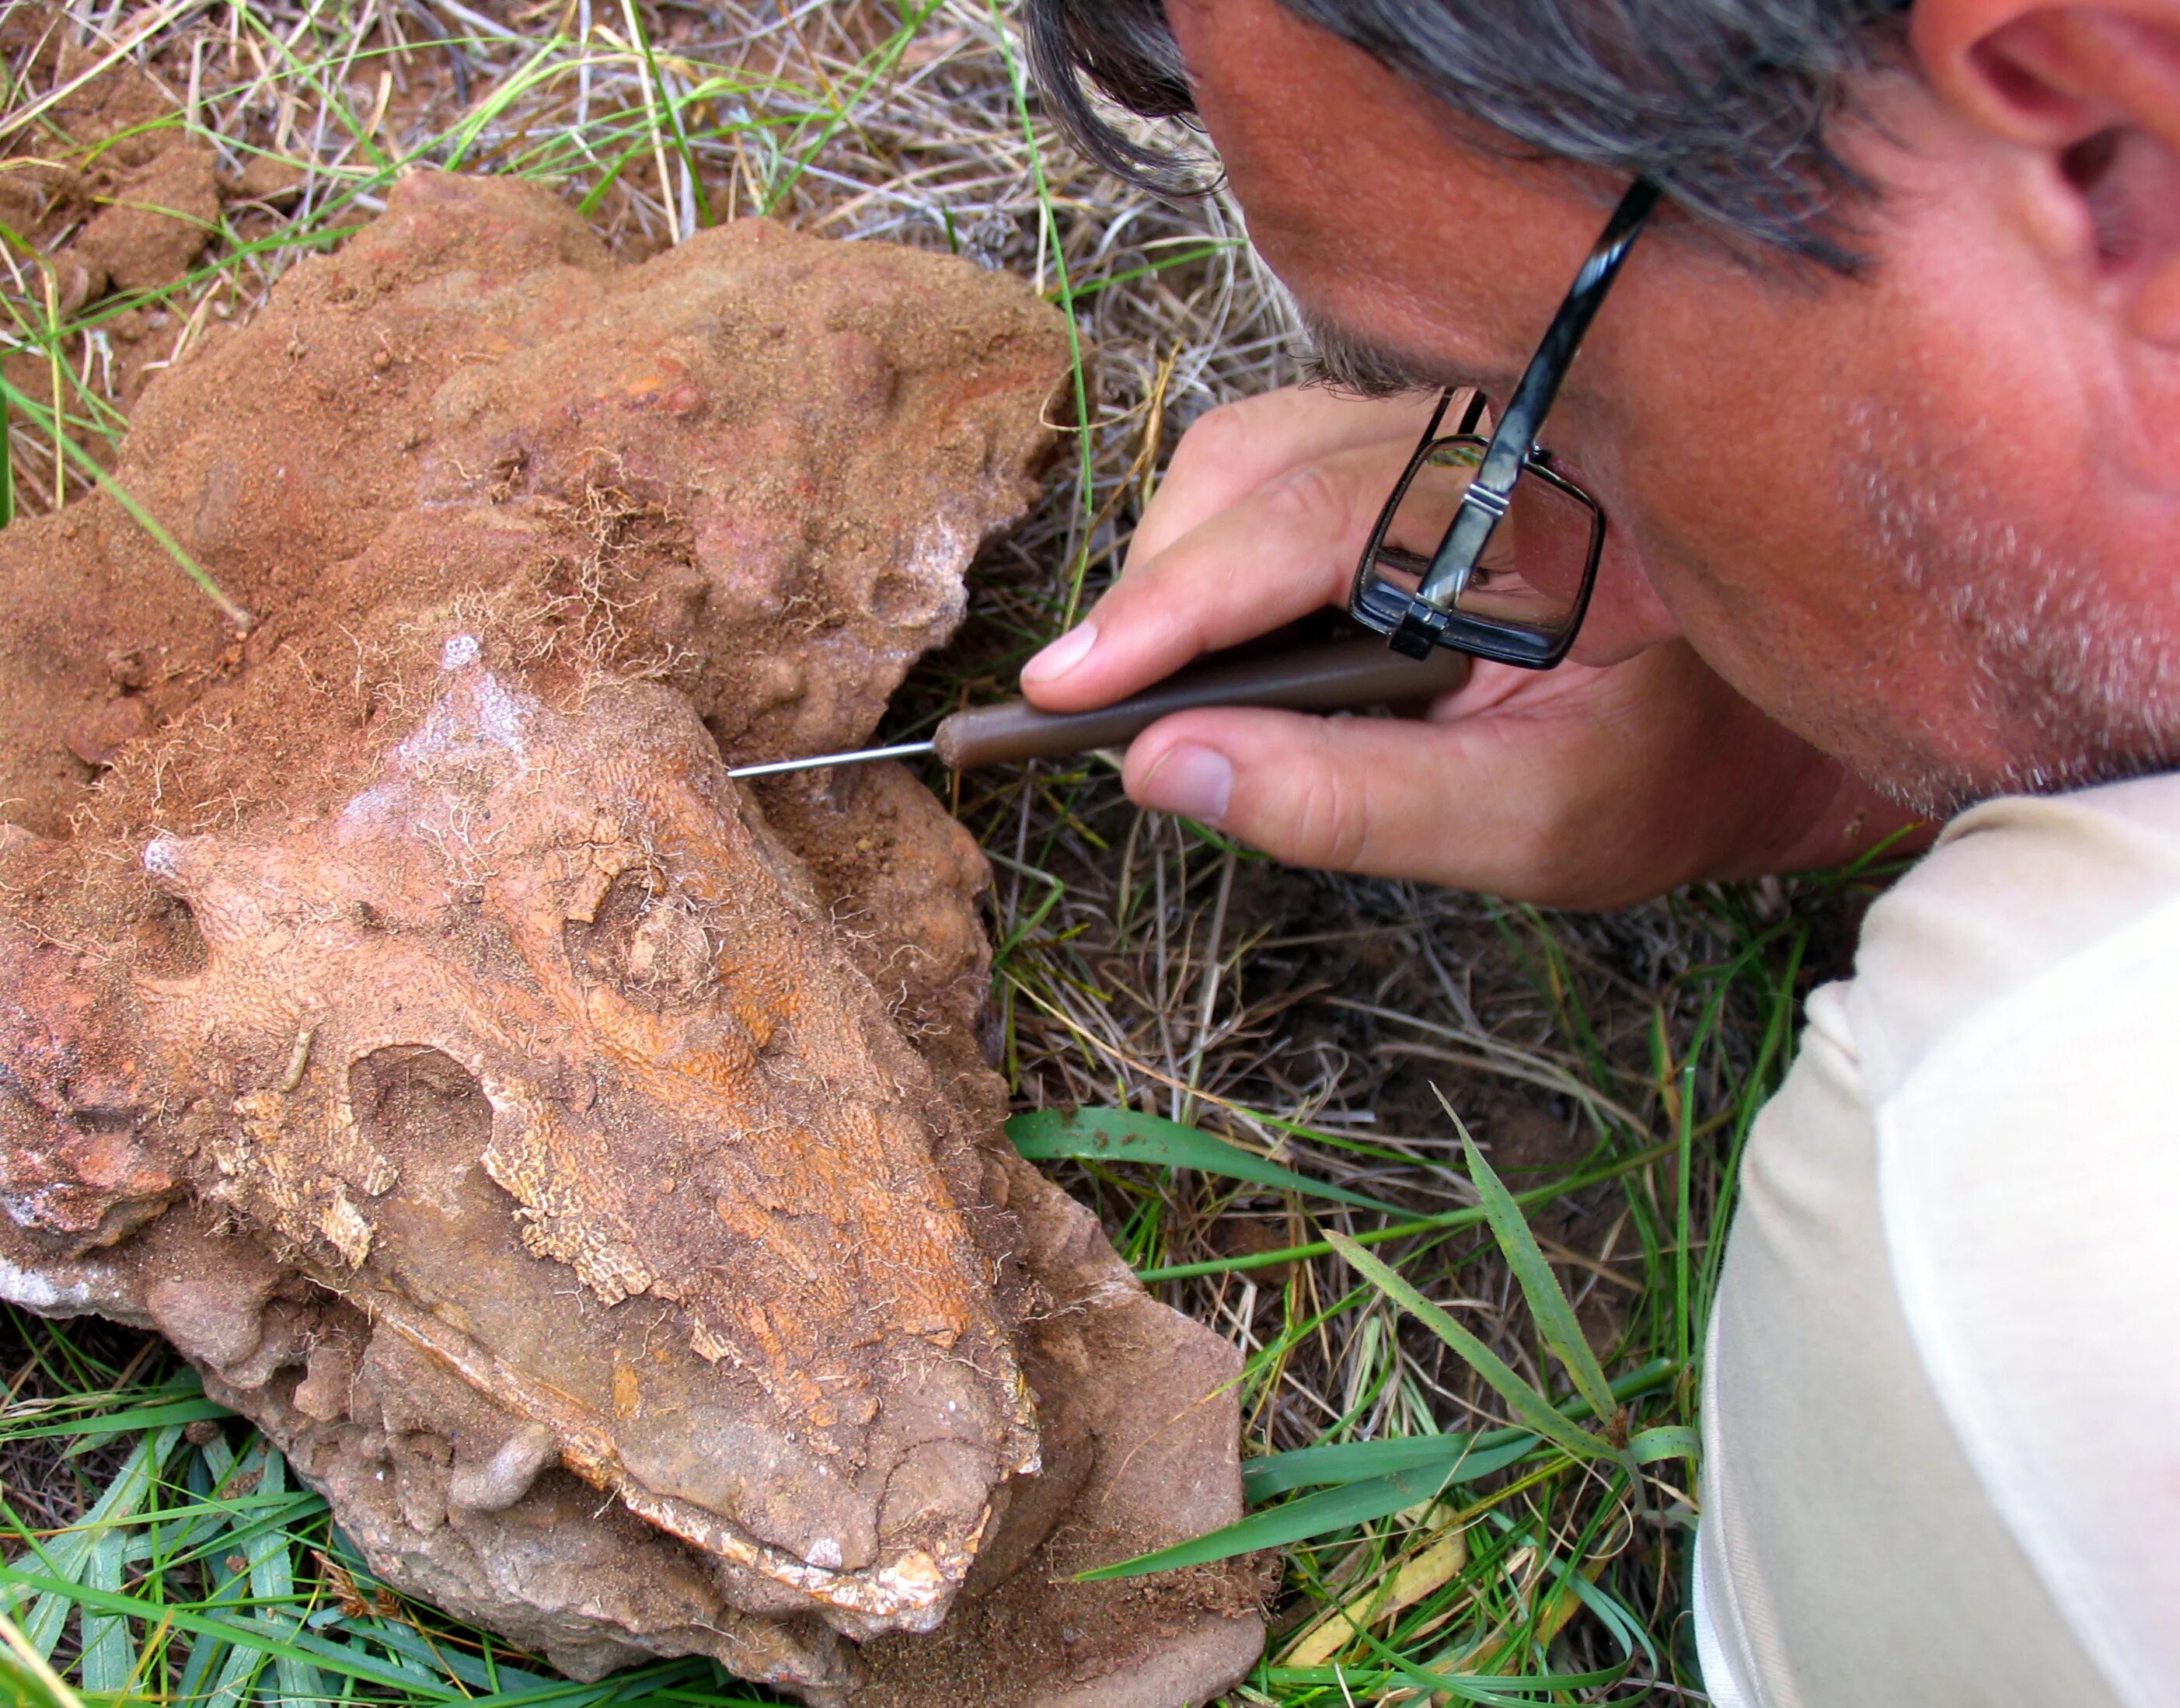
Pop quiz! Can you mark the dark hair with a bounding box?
[1024,0,1915,269]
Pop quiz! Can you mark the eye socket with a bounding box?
[134,892,208,977]
[348,1047,490,1159]
[565,868,715,1009]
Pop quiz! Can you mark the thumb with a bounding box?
[1118,661,1774,909]
[1122,705,1614,901]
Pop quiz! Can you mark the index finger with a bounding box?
[1025,437,1415,711]
[1128,387,1443,570]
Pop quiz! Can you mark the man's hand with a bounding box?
[1021,387,1917,910]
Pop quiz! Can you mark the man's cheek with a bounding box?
[1566,528,1681,665]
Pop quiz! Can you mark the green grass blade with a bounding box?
[6,1427,181,1657]
[0,376,250,629]
[1338,1612,1635,1706]
[0,1562,459,1698]
[208,1634,264,1705]
[1066,239,1245,302]
[323,1608,549,1694]
[1326,1232,1612,1459]
[759,5,942,214]
[1628,1424,1700,1465]
[239,1452,323,1704]
[1076,1464,1457,1581]
[9,1396,232,1445]
[1087,1393,1648,1581]
[439,37,568,170]
[1243,1357,1677,1498]
[985,0,1097,626]
[74,1528,131,1695]
[620,2,712,231]
[0,1608,82,1708]
[1452,1114,1617,1424]
[1008,1107,1407,1212]
[1242,1431,1535,1500]
[177,1434,250,1704]
[1134,1142,1673,1281]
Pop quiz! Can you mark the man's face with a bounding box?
[1168,0,2180,810]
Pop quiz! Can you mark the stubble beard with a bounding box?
[1842,399,2180,817]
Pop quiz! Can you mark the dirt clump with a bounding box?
[0,170,1262,1705]
[0,10,221,316]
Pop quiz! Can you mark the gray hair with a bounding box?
[1025,0,1915,270]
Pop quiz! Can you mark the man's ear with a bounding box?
[1910,0,2180,344]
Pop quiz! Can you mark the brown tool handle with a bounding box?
[932,640,1471,770]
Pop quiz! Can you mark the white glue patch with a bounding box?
[441,633,482,671]
[337,782,399,833]
[891,518,972,629]
[471,672,530,754]
[396,671,536,772]
[0,1255,100,1310]
[1,1190,52,1229]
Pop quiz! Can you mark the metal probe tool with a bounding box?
[727,634,1472,780]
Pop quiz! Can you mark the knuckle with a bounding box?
[1170,400,1255,474]
[1275,752,1373,871]
[1258,456,1371,554]
[1259,456,1344,524]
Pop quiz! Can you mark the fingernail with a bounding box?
[1022,621,1097,685]
[1139,742,1233,824]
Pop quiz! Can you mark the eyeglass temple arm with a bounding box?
[1415,179,1661,613]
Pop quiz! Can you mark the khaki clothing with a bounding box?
[1694,775,2180,1708]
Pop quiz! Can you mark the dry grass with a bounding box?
[0,5,1880,1703]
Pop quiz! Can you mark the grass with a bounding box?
[0,5,1890,1703]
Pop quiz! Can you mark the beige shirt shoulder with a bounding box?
[1696,773,2180,1708]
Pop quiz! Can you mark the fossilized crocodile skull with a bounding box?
[0,170,1263,1704]
[138,644,1036,1627]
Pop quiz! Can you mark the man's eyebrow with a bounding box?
[1295,304,1467,399]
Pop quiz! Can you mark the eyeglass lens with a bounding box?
[1367,436,1601,647]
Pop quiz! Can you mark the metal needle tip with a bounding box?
[726,740,937,780]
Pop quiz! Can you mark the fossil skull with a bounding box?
[126,645,1038,1634]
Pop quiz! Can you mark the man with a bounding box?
[1017,0,2180,1703]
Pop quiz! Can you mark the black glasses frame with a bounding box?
[1350,179,1661,666]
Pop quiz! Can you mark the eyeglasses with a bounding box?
[1349,180,1660,667]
